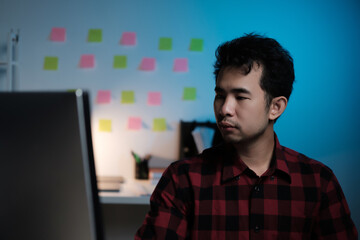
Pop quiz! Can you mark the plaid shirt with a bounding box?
[135,135,357,239]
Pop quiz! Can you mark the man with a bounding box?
[135,33,358,239]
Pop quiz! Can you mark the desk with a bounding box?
[99,179,155,205]
[100,192,150,205]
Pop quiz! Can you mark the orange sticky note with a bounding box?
[50,27,66,42]
[79,54,95,68]
[120,32,136,45]
[173,58,188,72]
[140,57,156,71]
[148,92,161,106]
[128,117,142,130]
[96,90,111,104]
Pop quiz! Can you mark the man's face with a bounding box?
[214,65,271,144]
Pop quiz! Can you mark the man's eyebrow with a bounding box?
[214,86,224,92]
[214,86,251,95]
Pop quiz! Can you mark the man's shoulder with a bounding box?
[168,144,225,173]
[281,145,333,175]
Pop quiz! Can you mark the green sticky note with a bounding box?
[43,56,58,70]
[88,29,102,42]
[183,87,196,100]
[189,38,204,51]
[121,91,135,104]
[153,118,166,132]
[113,55,127,69]
[158,37,172,50]
[99,119,112,132]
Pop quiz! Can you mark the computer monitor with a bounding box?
[0,90,104,240]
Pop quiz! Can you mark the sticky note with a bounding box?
[148,92,161,106]
[121,91,135,104]
[120,32,136,45]
[99,119,112,132]
[159,37,172,50]
[79,54,95,68]
[153,118,166,132]
[50,27,66,42]
[189,38,204,51]
[173,58,188,72]
[183,87,196,100]
[43,56,58,70]
[113,55,127,69]
[128,117,142,130]
[88,29,102,42]
[140,57,156,71]
[96,90,111,104]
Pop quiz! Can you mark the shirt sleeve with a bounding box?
[135,162,192,240]
[312,167,358,239]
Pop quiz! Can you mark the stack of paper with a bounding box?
[191,126,215,153]
[97,176,125,192]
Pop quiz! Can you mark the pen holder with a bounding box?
[135,160,149,180]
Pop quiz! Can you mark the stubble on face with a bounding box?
[214,65,271,145]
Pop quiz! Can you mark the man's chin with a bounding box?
[221,134,242,144]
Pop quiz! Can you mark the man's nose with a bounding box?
[220,97,235,116]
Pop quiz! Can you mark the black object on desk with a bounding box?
[135,160,149,180]
[0,90,104,240]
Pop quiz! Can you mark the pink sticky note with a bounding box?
[140,57,156,71]
[96,90,111,104]
[174,58,188,72]
[148,92,162,106]
[50,27,66,42]
[79,54,95,68]
[128,117,142,130]
[120,32,136,45]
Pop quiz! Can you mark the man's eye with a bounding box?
[236,96,247,100]
[215,94,225,99]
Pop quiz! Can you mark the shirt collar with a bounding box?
[273,134,291,181]
[221,133,291,184]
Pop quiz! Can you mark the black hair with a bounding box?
[214,33,295,106]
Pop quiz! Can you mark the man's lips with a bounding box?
[218,121,236,129]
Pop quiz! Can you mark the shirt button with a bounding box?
[270,176,275,181]
[254,225,260,233]
[254,185,260,192]
[235,176,240,181]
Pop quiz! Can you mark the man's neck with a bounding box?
[233,127,275,177]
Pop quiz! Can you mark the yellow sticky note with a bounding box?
[43,56,58,70]
[113,55,127,69]
[88,29,102,42]
[99,119,112,132]
[121,91,135,104]
[153,118,166,132]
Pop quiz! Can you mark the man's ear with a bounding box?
[268,96,288,121]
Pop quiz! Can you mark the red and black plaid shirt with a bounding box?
[135,135,357,239]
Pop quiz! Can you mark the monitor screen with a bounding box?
[0,90,104,240]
